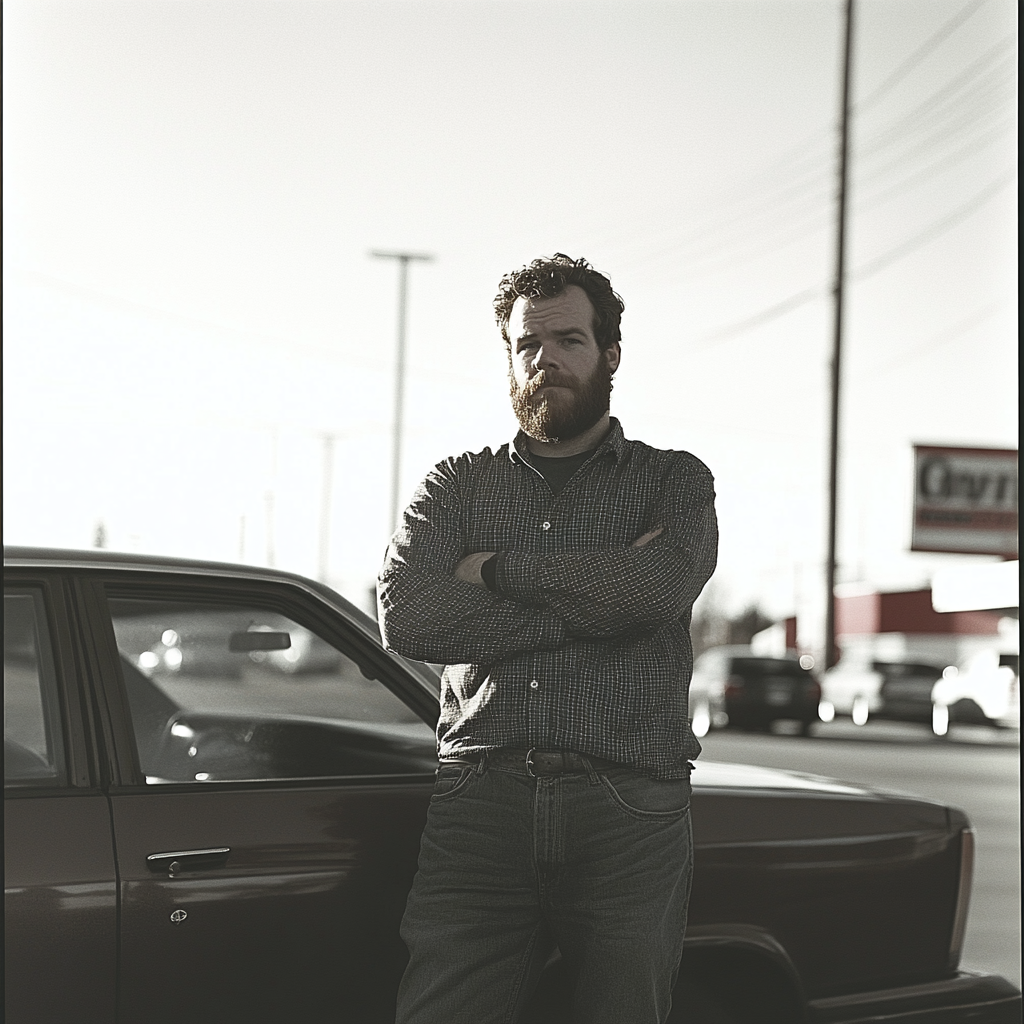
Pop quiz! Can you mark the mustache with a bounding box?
[521,369,576,399]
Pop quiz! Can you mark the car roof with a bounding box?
[4,545,443,694]
[7,544,303,576]
[4,544,375,635]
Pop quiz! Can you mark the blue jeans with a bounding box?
[395,756,694,1024]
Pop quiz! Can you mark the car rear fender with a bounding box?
[681,924,806,1022]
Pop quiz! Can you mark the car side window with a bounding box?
[4,589,68,788]
[107,594,436,784]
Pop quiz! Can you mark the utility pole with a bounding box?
[318,433,335,583]
[370,250,434,533]
[825,0,855,668]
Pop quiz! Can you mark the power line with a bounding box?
[618,36,1014,284]
[856,35,1016,159]
[630,77,1012,283]
[850,168,1015,279]
[855,85,1013,191]
[693,166,1015,344]
[854,0,992,112]
[696,285,825,345]
[853,116,1014,215]
[862,300,1006,376]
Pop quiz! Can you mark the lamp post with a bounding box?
[370,250,434,534]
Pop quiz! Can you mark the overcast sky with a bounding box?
[3,0,1017,634]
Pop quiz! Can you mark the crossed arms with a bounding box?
[377,463,718,666]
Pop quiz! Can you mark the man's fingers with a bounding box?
[632,526,664,548]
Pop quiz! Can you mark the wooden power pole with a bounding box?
[825,0,855,667]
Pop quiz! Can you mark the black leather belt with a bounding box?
[441,748,623,777]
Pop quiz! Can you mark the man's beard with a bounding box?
[509,358,613,444]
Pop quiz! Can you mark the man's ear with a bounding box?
[604,342,621,375]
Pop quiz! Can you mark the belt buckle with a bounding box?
[525,747,538,778]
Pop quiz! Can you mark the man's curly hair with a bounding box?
[493,254,625,353]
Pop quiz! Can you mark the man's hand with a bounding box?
[632,526,664,548]
[455,551,496,588]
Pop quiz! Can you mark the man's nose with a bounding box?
[531,344,559,372]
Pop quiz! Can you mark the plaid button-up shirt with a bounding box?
[377,418,718,778]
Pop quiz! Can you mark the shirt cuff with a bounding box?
[480,554,499,592]
[493,551,546,605]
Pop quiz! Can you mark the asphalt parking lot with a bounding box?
[698,720,1022,988]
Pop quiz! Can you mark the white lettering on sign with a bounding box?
[912,446,1017,557]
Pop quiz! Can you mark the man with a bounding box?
[378,254,718,1024]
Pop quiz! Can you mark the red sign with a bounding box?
[912,445,1017,557]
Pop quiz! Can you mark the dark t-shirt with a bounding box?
[527,447,599,496]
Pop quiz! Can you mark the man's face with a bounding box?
[507,285,621,443]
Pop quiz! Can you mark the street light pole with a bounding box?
[318,432,335,583]
[825,0,855,668]
[370,250,434,534]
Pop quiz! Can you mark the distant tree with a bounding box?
[93,521,107,549]
[691,589,775,658]
[726,605,774,646]
[690,586,729,658]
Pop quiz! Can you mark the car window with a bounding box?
[872,662,942,679]
[4,589,68,788]
[730,657,807,677]
[107,595,436,784]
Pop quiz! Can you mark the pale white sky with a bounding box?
[3,0,1017,634]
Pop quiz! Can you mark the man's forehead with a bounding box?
[509,286,596,337]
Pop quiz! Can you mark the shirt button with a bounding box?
[529,680,539,689]
[541,521,551,531]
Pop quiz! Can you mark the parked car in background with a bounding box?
[823,655,1019,736]
[931,651,1021,736]
[5,549,1021,1024]
[822,660,944,728]
[689,645,824,737]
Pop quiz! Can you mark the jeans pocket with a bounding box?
[599,768,691,819]
[431,765,474,802]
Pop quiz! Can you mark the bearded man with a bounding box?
[378,254,718,1024]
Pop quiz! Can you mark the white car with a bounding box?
[931,651,1020,735]
[823,654,1019,736]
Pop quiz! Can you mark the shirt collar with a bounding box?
[510,417,625,465]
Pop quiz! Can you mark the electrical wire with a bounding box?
[605,9,1010,275]
[693,166,1015,345]
[860,300,1007,376]
[855,36,1016,160]
[855,83,1014,192]
[850,168,1015,280]
[853,116,1014,215]
[622,51,1014,281]
[853,0,993,113]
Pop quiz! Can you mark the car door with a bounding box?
[75,571,438,1024]
[4,574,117,1024]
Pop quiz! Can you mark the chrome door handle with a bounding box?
[147,847,230,875]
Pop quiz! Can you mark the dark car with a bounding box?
[690,645,824,737]
[873,661,946,722]
[4,548,1021,1024]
